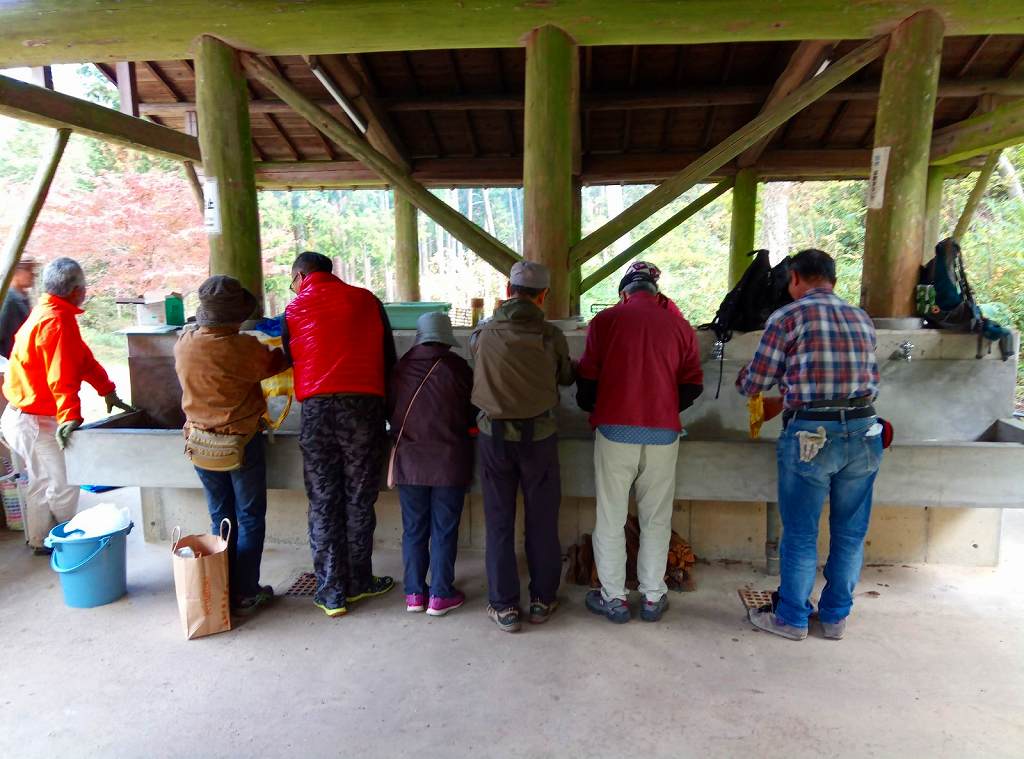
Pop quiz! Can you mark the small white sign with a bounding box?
[203,178,221,235]
[867,146,890,210]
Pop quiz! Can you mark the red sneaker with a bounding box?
[426,591,465,617]
[405,593,427,612]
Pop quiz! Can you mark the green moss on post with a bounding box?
[523,25,577,319]
[729,168,758,287]
[922,164,947,261]
[394,193,420,302]
[862,11,944,317]
[568,178,583,316]
[196,35,263,303]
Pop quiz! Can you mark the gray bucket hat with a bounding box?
[195,275,259,327]
[415,311,457,347]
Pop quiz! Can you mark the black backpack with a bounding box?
[700,249,793,342]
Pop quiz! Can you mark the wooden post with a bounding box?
[30,66,53,89]
[196,36,263,302]
[0,128,69,304]
[953,151,1002,241]
[729,168,758,286]
[569,178,583,315]
[523,25,578,318]
[394,192,420,302]
[116,61,139,117]
[579,178,732,295]
[862,12,944,317]
[922,164,946,261]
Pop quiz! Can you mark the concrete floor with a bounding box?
[2,490,1023,759]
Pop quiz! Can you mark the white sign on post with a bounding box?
[867,146,890,210]
[203,178,221,236]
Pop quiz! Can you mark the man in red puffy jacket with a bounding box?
[284,251,397,618]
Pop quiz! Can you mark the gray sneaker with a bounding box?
[820,618,846,640]
[640,594,669,622]
[585,590,631,624]
[488,605,522,633]
[748,606,808,640]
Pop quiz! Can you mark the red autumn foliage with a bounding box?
[21,168,210,298]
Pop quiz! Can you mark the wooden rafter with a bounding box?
[0,71,200,161]
[737,40,832,167]
[493,48,516,157]
[659,47,687,151]
[401,51,442,158]
[140,60,185,102]
[263,112,300,160]
[93,63,116,84]
[700,46,736,149]
[621,45,640,152]
[931,97,1024,164]
[446,50,478,157]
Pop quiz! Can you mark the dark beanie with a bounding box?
[195,275,258,327]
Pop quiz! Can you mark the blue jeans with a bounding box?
[194,435,268,601]
[398,485,465,598]
[776,416,883,628]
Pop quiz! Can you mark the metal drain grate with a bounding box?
[286,572,317,597]
[737,588,774,611]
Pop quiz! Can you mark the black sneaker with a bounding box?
[232,585,274,616]
[640,594,669,622]
[32,546,53,557]
[585,590,631,623]
[487,605,522,633]
[528,598,559,624]
[348,576,395,604]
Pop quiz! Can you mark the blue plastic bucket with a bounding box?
[44,521,134,608]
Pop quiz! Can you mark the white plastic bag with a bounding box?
[64,502,131,538]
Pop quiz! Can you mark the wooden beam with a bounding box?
[523,25,577,318]
[3,1,1022,68]
[579,179,732,294]
[729,168,758,285]
[862,11,944,318]
[737,40,832,167]
[0,128,69,304]
[953,150,1001,240]
[922,164,948,261]
[930,98,1024,165]
[139,60,185,102]
[115,61,138,117]
[239,52,520,275]
[263,112,301,160]
[0,71,200,162]
[136,78,1024,120]
[570,34,888,267]
[197,36,263,301]
[182,160,204,214]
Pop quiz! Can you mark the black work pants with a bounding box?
[478,431,561,609]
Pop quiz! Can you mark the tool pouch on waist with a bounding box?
[185,428,254,472]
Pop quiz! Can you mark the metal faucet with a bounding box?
[895,340,915,361]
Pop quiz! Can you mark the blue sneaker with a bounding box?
[585,590,631,624]
[640,594,668,622]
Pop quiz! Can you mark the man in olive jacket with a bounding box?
[470,261,575,632]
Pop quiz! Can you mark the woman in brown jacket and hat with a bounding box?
[174,276,288,615]
[388,312,476,616]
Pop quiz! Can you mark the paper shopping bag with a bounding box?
[171,518,232,640]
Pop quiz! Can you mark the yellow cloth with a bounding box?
[748,393,765,439]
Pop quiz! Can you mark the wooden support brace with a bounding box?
[182,160,204,215]
[931,98,1024,165]
[570,35,888,267]
[953,151,1002,240]
[115,61,139,117]
[0,72,200,162]
[0,128,70,304]
[579,178,733,294]
[239,52,520,276]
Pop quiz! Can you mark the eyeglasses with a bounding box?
[289,272,303,294]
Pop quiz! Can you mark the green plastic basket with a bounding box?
[384,302,451,330]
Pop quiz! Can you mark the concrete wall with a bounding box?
[145,488,1003,567]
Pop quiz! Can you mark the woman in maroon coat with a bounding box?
[388,312,476,616]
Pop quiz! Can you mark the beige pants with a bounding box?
[1,406,80,547]
[593,431,678,602]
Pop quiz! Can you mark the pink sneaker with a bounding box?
[426,591,465,617]
[405,593,426,612]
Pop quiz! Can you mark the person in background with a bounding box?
[388,312,476,617]
[174,275,288,615]
[0,259,39,358]
[737,249,881,641]
[617,261,682,319]
[576,261,703,623]
[471,261,575,633]
[285,251,397,618]
[0,257,132,554]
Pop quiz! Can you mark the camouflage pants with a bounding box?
[299,394,386,607]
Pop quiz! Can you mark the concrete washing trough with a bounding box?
[66,326,1023,566]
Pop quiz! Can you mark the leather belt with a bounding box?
[803,396,873,409]
[785,405,876,423]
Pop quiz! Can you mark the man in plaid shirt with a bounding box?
[737,249,882,642]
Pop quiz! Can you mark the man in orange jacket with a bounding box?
[1,258,132,553]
